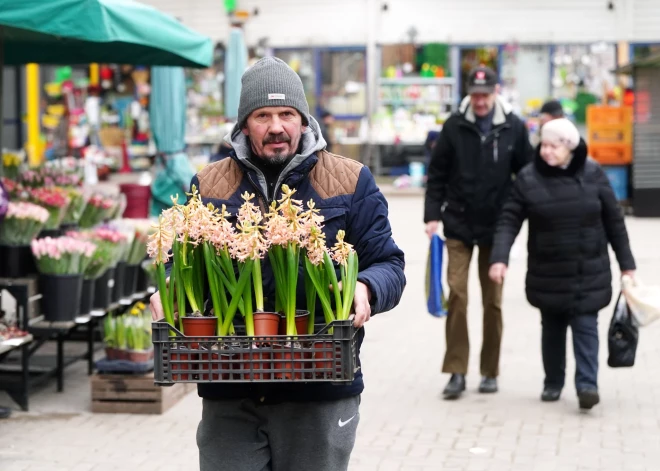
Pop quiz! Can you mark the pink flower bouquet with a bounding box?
[31,236,97,275]
[79,194,116,228]
[29,187,70,229]
[0,202,50,246]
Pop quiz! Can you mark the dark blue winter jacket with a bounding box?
[189,117,406,403]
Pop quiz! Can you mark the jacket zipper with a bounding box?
[246,172,270,214]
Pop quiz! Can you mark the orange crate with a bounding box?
[589,143,632,165]
[586,106,633,127]
[588,126,632,146]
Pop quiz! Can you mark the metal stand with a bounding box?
[0,280,155,411]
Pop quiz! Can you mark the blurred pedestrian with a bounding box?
[424,66,533,399]
[488,118,636,410]
[318,109,335,153]
[539,99,564,127]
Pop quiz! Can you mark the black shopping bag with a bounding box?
[607,292,639,368]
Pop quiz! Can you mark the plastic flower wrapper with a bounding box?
[0,202,50,246]
[31,236,96,275]
[29,187,70,229]
[67,230,120,281]
[91,226,129,267]
[61,188,88,224]
[121,219,153,265]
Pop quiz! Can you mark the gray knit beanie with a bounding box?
[238,57,310,127]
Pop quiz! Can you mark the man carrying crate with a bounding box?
[150,57,406,471]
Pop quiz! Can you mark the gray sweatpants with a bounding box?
[197,396,360,471]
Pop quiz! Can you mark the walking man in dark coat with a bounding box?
[424,66,533,399]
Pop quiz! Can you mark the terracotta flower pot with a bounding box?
[171,350,192,381]
[126,349,154,363]
[182,316,217,349]
[273,346,304,380]
[277,310,310,336]
[198,352,216,381]
[238,349,272,380]
[105,347,119,361]
[313,341,335,378]
[254,312,280,339]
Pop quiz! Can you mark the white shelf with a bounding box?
[0,334,33,355]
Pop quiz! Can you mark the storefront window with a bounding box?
[273,49,317,113]
[319,50,367,116]
[551,43,616,123]
[459,47,499,98]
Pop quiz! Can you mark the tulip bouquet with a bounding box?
[29,187,70,229]
[31,236,97,275]
[0,202,50,246]
[1,177,25,199]
[20,170,43,189]
[67,228,127,280]
[2,151,22,180]
[79,194,116,228]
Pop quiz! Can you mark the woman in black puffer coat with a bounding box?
[488,118,636,411]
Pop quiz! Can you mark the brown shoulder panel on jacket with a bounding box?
[196,158,243,200]
[310,150,364,200]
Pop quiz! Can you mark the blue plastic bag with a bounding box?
[426,234,448,317]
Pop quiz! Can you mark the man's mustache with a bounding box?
[263,134,290,145]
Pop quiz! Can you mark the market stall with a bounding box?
[614,52,660,217]
[0,0,213,411]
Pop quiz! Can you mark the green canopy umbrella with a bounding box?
[0,0,213,169]
[0,0,213,67]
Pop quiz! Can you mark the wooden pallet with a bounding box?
[91,373,195,414]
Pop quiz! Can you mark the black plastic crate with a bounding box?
[152,319,358,385]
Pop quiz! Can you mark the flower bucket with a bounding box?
[136,264,150,292]
[0,244,37,278]
[119,184,151,219]
[93,267,115,310]
[123,263,139,298]
[112,262,126,302]
[40,273,83,322]
[38,228,62,239]
[80,278,96,315]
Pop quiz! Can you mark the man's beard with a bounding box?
[253,134,296,165]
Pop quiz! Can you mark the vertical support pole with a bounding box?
[26,63,40,167]
[89,63,100,86]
